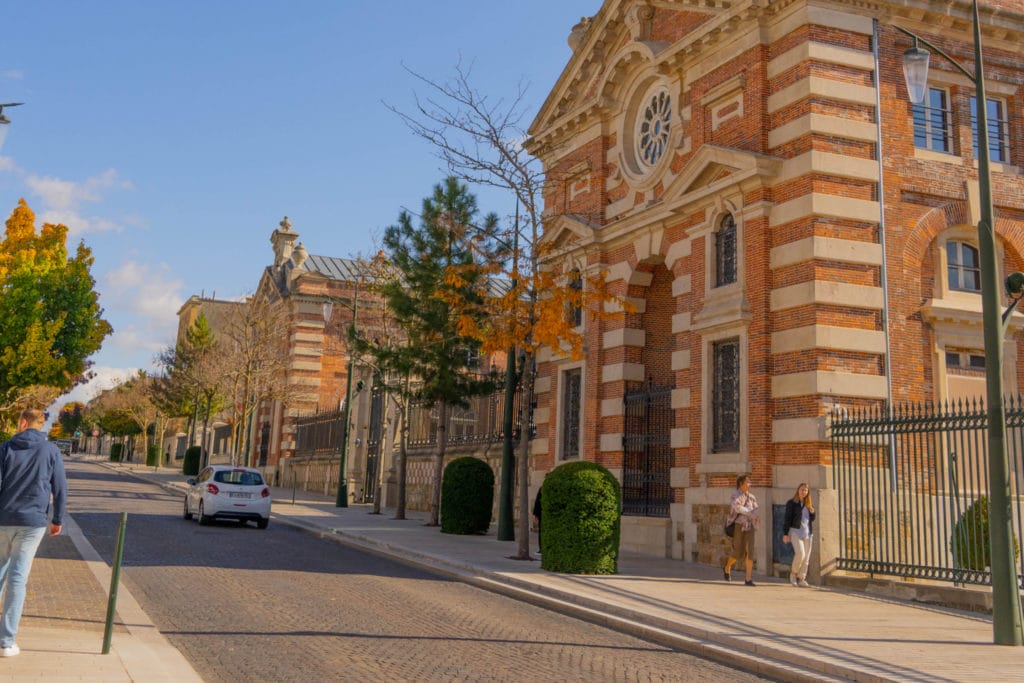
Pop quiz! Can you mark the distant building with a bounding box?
[175,217,383,501]
[526,0,1024,574]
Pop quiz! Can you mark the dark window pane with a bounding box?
[712,339,740,452]
[561,369,582,459]
[715,214,737,287]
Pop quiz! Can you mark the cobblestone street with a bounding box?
[64,460,766,682]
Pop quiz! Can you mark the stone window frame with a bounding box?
[697,325,749,472]
[711,337,740,453]
[925,227,1016,402]
[703,204,745,299]
[618,74,681,190]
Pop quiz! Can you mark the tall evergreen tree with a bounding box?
[377,177,499,526]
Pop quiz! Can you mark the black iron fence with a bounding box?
[407,385,525,448]
[832,397,1024,587]
[293,408,345,458]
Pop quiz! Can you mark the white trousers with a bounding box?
[790,531,813,580]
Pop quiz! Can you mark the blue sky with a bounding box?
[0,1,596,408]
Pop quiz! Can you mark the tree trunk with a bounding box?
[515,352,536,560]
[428,400,448,526]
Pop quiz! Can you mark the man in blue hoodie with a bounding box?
[0,407,67,658]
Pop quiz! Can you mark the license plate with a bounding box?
[229,492,252,499]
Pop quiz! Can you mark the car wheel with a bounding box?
[183,497,191,520]
[257,517,269,530]
[198,501,210,526]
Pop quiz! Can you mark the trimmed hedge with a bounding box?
[951,495,1020,570]
[540,461,620,574]
[183,446,202,476]
[146,443,159,467]
[109,443,123,462]
[440,457,494,535]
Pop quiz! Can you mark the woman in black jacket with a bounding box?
[782,483,815,587]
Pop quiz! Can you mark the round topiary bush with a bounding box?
[182,445,202,476]
[109,443,123,462]
[951,495,1020,570]
[146,443,159,467]
[440,456,495,535]
[540,461,620,574]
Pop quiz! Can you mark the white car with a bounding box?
[184,466,271,529]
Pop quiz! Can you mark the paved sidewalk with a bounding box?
[104,458,1024,683]
[5,485,202,682]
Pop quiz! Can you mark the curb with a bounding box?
[109,463,868,683]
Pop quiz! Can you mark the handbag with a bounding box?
[725,520,736,537]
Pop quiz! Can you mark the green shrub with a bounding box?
[146,443,159,467]
[109,443,123,462]
[440,457,494,535]
[183,446,202,476]
[540,461,620,574]
[951,495,1020,570]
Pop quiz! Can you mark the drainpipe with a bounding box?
[873,19,898,489]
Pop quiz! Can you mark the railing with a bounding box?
[407,385,524,449]
[293,408,345,458]
[832,397,1024,587]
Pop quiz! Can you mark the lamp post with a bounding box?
[0,102,24,152]
[323,280,360,508]
[496,206,521,542]
[898,2,1023,645]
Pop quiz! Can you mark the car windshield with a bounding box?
[213,470,264,486]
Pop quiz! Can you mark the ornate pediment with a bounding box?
[527,0,724,156]
[539,214,599,254]
[662,145,780,207]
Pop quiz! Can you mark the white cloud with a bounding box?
[0,70,24,80]
[102,260,185,321]
[49,365,141,421]
[97,260,184,369]
[0,156,13,172]
[25,168,133,235]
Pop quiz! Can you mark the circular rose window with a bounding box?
[636,88,672,167]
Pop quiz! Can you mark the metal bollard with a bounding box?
[292,472,297,505]
[101,512,128,654]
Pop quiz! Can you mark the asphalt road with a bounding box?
[68,461,770,682]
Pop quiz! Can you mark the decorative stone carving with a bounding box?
[625,3,654,41]
[271,215,299,267]
[568,16,592,51]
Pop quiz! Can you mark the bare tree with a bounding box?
[218,295,297,466]
[388,63,622,558]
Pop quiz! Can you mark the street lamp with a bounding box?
[898,2,1023,646]
[0,102,24,151]
[323,281,360,508]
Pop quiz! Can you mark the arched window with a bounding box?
[946,241,981,292]
[715,213,737,287]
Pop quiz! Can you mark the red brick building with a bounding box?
[526,0,1024,576]
[175,217,379,499]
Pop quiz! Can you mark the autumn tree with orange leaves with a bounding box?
[390,64,624,559]
[0,199,111,428]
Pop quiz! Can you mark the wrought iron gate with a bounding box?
[622,381,673,517]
